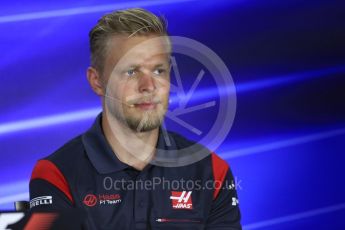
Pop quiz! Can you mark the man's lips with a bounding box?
[133,102,157,110]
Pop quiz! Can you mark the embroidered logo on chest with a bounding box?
[170,191,193,210]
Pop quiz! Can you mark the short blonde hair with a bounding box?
[89,8,168,73]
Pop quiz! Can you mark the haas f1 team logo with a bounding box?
[83,194,98,207]
[170,191,193,210]
[83,194,122,207]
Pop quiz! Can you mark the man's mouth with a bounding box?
[133,102,157,110]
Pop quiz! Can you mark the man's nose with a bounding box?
[138,73,156,93]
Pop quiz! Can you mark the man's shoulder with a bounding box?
[166,131,231,186]
[35,135,86,175]
[46,135,85,161]
[29,134,88,195]
[167,130,200,149]
[168,130,229,166]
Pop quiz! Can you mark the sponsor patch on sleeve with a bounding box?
[30,196,53,208]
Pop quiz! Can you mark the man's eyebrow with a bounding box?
[153,63,170,68]
[122,62,170,70]
[125,64,140,70]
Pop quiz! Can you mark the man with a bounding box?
[29,8,242,229]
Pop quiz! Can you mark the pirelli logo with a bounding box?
[30,196,53,208]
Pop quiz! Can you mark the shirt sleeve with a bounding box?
[206,153,242,229]
[29,160,74,211]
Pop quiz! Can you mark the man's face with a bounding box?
[102,34,171,132]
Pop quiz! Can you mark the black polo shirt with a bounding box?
[29,113,241,229]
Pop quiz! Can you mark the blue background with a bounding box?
[1,0,345,229]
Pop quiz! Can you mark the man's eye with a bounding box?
[126,69,136,76]
[153,69,166,75]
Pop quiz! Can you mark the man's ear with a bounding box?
[87,67,104,96]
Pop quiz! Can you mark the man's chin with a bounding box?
[128,121,161,132]
[136,125,160,133]
[124,114,163,132]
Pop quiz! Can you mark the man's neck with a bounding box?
[101,113,159,171]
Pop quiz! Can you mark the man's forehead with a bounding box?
[108,34,170,55]
[107,34,171,68]
[119,54,170,68]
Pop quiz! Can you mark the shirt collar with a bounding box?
[82,113,128,174]
[82,113,176,174]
